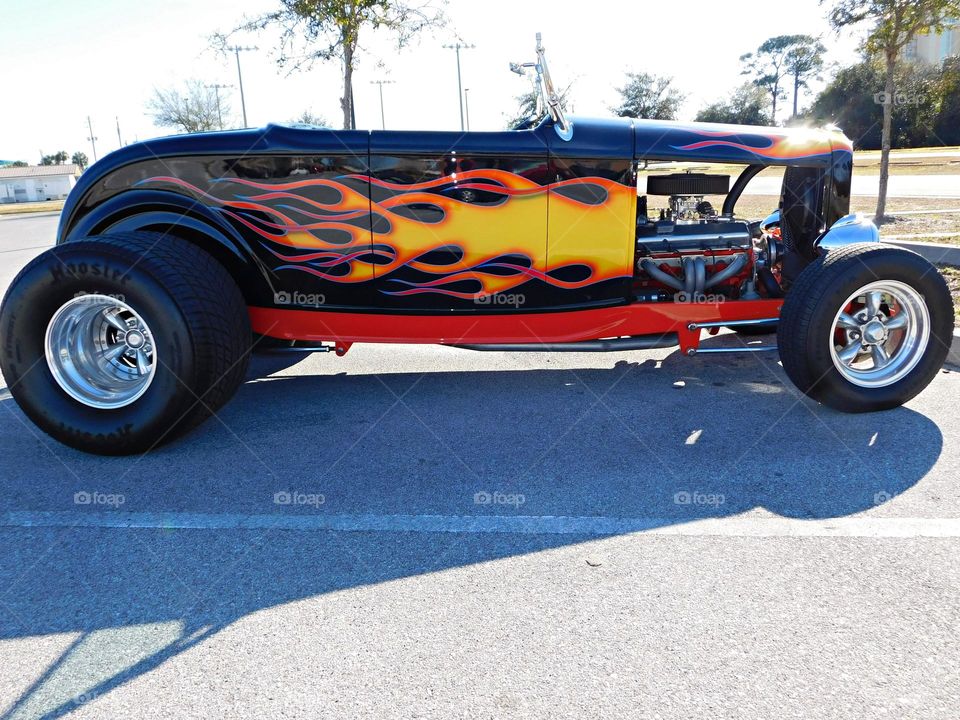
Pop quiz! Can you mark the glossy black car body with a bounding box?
[56,116,852,318]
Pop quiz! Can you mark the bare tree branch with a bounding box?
[213,1,447,130]
[147,80,230,133]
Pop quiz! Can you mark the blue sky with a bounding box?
[0,0,863,163]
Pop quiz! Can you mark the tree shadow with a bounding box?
[0,335,945,718]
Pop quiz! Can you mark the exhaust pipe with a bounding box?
[704,253,748,289]
[448,333,679,353]
[640,259,684,291]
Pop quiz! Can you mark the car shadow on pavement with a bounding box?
[0,339,946,718]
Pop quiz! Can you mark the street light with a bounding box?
[86,116,98,162]
[442,41,475,131]
[370,79,395,130]
[205,83,234,130]
[464,88,471,131]
[228,45,257,128]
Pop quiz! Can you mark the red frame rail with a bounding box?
[250,298,784,354]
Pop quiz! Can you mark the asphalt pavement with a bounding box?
[745,173,960,198]
[0,214,958,719]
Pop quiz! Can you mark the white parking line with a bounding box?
[3,511,960,537]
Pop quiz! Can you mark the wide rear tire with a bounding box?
[777,243,953,412]
[0,233,251,454]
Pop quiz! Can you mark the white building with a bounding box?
[0,164,80,204]
[905,20,960,64]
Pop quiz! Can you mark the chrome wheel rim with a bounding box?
[45,294,157,409]
[829,280,930,388]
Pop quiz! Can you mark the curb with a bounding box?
[885,240,960,266]
[0,211,62,221]
[947,330,960,371]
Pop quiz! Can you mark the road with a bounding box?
[1,214,959,719]
[745,174,960,198]
[855,148,960,160]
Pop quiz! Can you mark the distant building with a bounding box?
[905,20,960,64]
[0,164,80,204]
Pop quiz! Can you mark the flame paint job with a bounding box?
[669,130,835,161]
[139,168,636,302]
[631,119,851,167]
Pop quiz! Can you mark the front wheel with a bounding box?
[0,233,252,454]
[777,243,953,412]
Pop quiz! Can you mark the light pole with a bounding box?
[464,88,471,131]
[442,41,475,131]
[370,79,395,130]
[229,45,257,128]
[115,116,123,147]
[205,84,233,129]
[86,116,98,162]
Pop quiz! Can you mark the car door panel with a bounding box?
[545,117,637,308]
[368,129,551,311]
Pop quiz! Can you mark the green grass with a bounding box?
[0,200,65,216]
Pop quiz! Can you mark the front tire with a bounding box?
[777,243,953,413]
[0,233,252,454]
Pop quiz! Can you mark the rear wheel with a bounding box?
[0,233,251,454]
[777,243,953,412]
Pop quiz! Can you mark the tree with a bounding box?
[825,0,960,220]
[290,109,330,126]
[893,61,941,148]
[40,151,68,166]
[740,38,787,125]
[147,80,225,133]
[7,160,28,168]
[611,72,684,120]
[784,35,827,116]
[740,35,826,122]
[505,86,571,129]
[695,83,771,125]
[71,151,89,170]
[216,1,446,131]
[933,55,960,145]
[806,60,884,147]
[805,58,942,149]
[506,89,540,129]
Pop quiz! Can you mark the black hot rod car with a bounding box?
[0,36,953,454]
